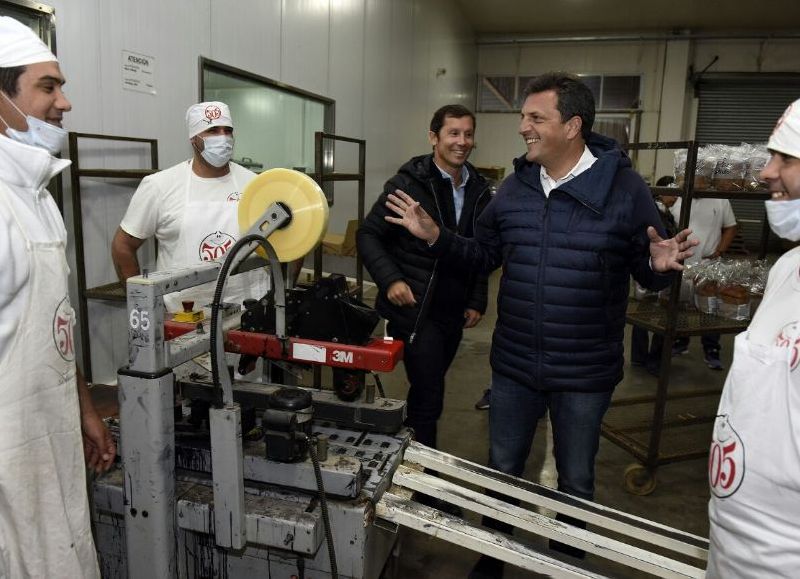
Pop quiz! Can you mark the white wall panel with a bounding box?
[210,0,282,80]
[362,0,396,200]
[280,0,330,95]
[327,0,366,232]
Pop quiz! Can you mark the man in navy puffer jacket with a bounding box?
[385,73,697,577]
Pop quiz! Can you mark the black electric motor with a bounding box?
[263,387,313,462]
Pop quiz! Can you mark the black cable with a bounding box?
[372,372,386,398]
[210,234,270,400]
[308,436,338,579]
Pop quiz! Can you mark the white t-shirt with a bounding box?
[121,160,254,271]
[0,135,70,361]
[749,246,800,347]
[120,160,268,312]
[670,198,737,265]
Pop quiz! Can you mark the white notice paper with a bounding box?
[122,50,156,95]
[292,343,327,363]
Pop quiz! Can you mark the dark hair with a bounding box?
[522,72,595,141]
[0,66,26,98]
[655,175,674,187]
[429,104,476,136]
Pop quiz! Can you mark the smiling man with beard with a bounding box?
[706,98,800,578]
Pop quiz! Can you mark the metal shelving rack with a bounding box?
[68,132,158,381]
[311,131,367,300]
[600,140,772,494]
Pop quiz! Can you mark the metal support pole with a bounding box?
[119,370,176,579]
[209,404,246,549]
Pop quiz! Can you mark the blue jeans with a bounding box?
[488,371,613,500]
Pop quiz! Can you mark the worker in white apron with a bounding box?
[707,98,800,578]
[112,101,268,313]
[155,157,255,311]
[0,16,114,577]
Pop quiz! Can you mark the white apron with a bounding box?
[163,161,263,313]
[0,185,99,578]
[707,331,800,578]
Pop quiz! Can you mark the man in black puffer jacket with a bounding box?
[384,74,698,578]
[357,104,491,450]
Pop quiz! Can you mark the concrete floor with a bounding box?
[375,270,729,578]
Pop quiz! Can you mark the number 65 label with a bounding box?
[129,308,151,331]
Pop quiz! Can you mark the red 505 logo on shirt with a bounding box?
[775,321,800,371]
[52,296,75,361]
[709,414,745,498]
[198,231,235,261]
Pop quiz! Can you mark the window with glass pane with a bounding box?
[578,75,602,106]
[602,76,641,109]
[479,76,517,111]
[201,59,333,176]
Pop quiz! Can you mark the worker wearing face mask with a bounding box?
[706,98,800,577]
[112,102,266,312]
[0,16,115,578]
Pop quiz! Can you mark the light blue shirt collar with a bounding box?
[434,162,470,224]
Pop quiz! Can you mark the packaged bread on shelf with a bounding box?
[718,283,750,320]
[674,148,715,191]
[712,144,747,191]
[743,143,770,191]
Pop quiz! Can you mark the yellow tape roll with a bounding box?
[238,168,329,262]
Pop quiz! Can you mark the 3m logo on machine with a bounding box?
[709,414,745,498]
[198,231,235,261]
[204,105,222,121]
[331,350,353,364]
[52,296,75,361]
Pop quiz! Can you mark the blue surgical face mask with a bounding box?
[197,134,234,168]
[0,91,67,155]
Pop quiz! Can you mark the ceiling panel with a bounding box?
[455,0,800,36]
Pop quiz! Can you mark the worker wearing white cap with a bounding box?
[0,16,114,579]
[707,98,800,577]
[112,101,267,313]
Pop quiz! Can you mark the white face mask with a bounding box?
[0,91,67,155]
[197,134,234,168]
[765,197,800,241]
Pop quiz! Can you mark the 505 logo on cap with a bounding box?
[204,105,222,121]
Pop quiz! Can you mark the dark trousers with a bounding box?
[631,326,665,371]
[390,318,463,449]
[480,372,613,561]
[674,333,721,352]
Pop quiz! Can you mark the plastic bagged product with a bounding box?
[692,260,720,314]
[716,259,751,320]
[743,143,770,191]
[712,145,747,191]
[674,148,715,191]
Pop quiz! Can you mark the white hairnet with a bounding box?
[0,16,57,68]
[185,101,233,138]
[768,99,800,160]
